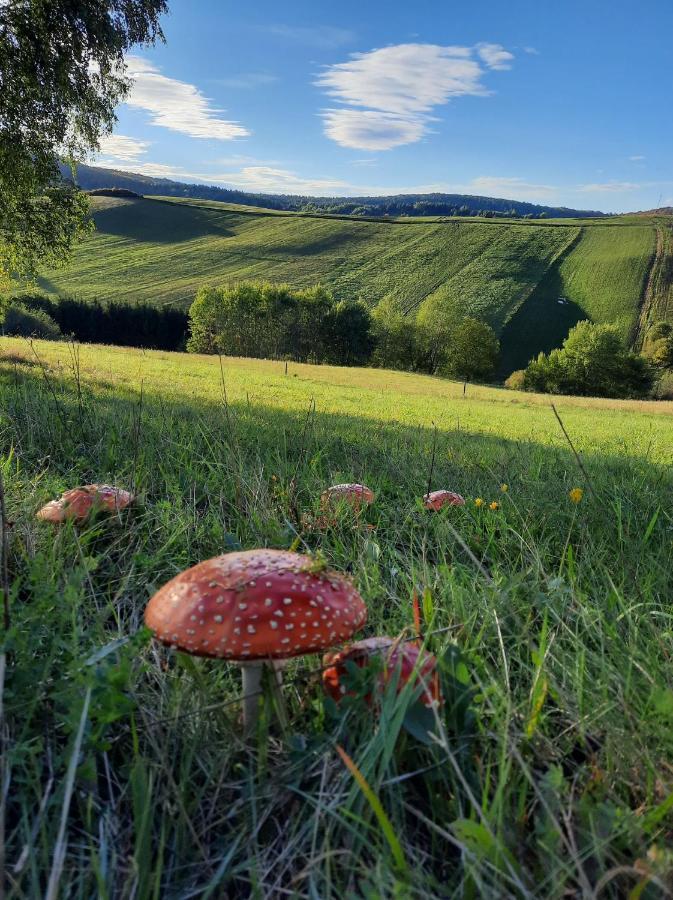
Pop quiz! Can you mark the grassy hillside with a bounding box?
[3,338,673,897]
[37,196,670,371]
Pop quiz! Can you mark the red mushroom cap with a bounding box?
[323,636,441,708]
[144,549,367,661]
[423,490,465,511]
[321,483,375,507]
[37,484,134,523]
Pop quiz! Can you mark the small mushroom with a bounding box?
[37,484,134,523]
[322,636,441,708]
[423,490,465,511]
[144,548,368,732]
[321,483,375,509]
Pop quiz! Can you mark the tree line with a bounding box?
[2,293,187,350]
[4,284,670,399]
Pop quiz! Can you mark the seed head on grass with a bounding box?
[500,483,508,493]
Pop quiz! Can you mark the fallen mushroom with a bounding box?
[321,483,375,509]
[322,636,442,708]
[144,548,368,732]
[37,484,134,523]
[423,490,465,511]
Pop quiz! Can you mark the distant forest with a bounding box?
[63,163,606,220]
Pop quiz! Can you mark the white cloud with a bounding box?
[577,182,641,193]
[465,176,558,201]
[628,155,646,162]
[124,56,250,140]
[476,43,514,70]
[316,43,512,150]
[523,46,540,55]
[211,166,349,193]
[322,109,427,151]
[267,24,355,48]
[97,133,150,162]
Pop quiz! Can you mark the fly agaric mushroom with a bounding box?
[144,548,368,731]
[423,490,465,511]
[321,483,374,509]
[322,636,441,708]
[37,484,134,523]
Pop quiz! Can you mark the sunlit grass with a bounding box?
[2,338,673,897]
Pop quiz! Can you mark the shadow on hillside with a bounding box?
[89,198,237,244]
[498,252,587,378]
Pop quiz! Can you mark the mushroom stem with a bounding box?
[240,662,264,734]
[267,659,289,732]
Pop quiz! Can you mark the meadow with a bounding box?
[2,337,673,898]
[37,197,672,374]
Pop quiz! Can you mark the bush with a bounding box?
[439,318,500,382]
[643,336,673,368]
[3,302,61,339]
[522,321,653,398]
[187,281,375,366]
[371,298,419,371]
[504,369,526,390]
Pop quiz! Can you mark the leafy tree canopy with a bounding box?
[522,320,653,398]
[0,0,167,277]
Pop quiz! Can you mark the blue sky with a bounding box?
[96,0,673,212]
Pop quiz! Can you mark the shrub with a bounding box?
[439,318,500,382]
[370,298,419,371]
[647,321,672,342]
[504,369,526,390]
[643,336,673,368]
[521,321,653,398]
[187,281,375,367]
[3,302,61,339]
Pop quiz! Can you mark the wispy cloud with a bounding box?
[266,24,355,48]
[465,176,558,201]
[628,155,646,162]
[523,46,540,55]
[97,134,150,162]
[316,43,512,150]
[577,181,641,193]
[476,43,514,70]
[212,73,278,90]
[124,56,250,140]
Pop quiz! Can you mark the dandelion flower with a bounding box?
[500,484,508,493]
[474,498,484,508]
[489,501,500,511]
[569,487,584,504]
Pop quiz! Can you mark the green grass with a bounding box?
[500,225,657,373]
[3,338,673,897]
[36,197,673,372]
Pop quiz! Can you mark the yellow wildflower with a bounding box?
[500,483,509,493]
[474,498,484,508]
[489,501,500,511]
[569,487,584,504]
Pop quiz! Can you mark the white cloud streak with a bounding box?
[476,42,514,70]
[124,56,250,140]
[97,133,150,162]
[316,42,512,150]
[577,182,641,193]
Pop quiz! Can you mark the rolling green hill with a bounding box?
[38,195,671,372]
